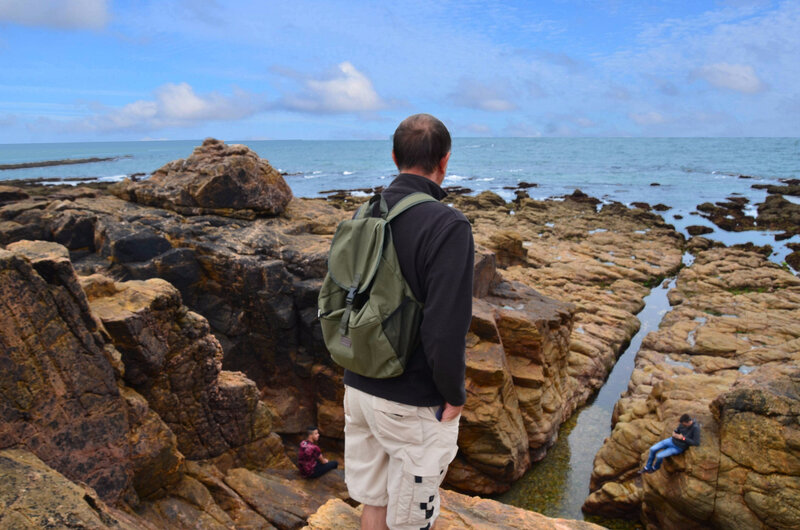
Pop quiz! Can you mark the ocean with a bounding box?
[1,137,798,263]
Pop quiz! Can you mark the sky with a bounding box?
[0,0,798,142]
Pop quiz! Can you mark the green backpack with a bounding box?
[318,192,436,378]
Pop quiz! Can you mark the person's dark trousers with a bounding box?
[309,460,339,478]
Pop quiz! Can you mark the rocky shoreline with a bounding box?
[1,139,798,528]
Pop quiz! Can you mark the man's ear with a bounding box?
[439,151,451,174]
[392,151,398,168]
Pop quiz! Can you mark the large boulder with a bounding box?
[112,138,293,218]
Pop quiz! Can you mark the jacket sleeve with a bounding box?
[685,424,701,446]
[419,218,474,406]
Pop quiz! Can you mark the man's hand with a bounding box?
[320,456,329,464]
[441,403,463,423]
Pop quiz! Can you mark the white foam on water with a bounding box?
[343,171,354,175]
[445,174,468,181]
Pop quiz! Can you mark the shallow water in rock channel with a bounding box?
[496,275,678,528]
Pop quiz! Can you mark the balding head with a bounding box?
[392,114,451,175]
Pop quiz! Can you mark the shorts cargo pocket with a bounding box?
[394,473,440,528]
[373,399,423,446]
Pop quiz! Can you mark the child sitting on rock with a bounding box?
[298,426,339,478]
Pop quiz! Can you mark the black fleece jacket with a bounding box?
[343,173,474,407]
[674,421,700,450]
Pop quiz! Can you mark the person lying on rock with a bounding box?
[298,426,339,478]
[640,414,700,473]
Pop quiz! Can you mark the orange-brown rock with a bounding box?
[0,449,148,529]
[450,192,683,471]
[0,241,134,503]
[584,246,800,527]
[85,275,277,463]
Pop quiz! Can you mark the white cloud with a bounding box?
[82,82,264,131]
[0,0,109,29]
[278,62,386,113]
[630,111,666,125]
[693,63,766,94]
[450,79,517,112]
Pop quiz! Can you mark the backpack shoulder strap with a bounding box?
[356,193,389,219]
[386,192,438,222]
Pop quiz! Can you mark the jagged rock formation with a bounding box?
[0,140,623,526]
[0,241,354,528]
[584,245,800,528]
[111,138,293,219]
[450,191,684,475]
[0,239,601,528]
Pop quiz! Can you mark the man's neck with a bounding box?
[398,167,444,186]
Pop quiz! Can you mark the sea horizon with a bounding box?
[2,137,798,268]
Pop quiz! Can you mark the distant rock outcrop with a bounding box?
[111,138,292,218]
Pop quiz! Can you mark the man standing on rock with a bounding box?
[343,114,474,530]
[641,414,700,473]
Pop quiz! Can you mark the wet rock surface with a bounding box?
[696,182,800,239]
[584,246,800,527]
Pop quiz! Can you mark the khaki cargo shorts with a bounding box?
[344,385,460,530]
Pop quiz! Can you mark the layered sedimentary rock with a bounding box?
[0,449,147,529]
[111,138,293,218]
[584,245,800,528]
[451,191,684,464]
